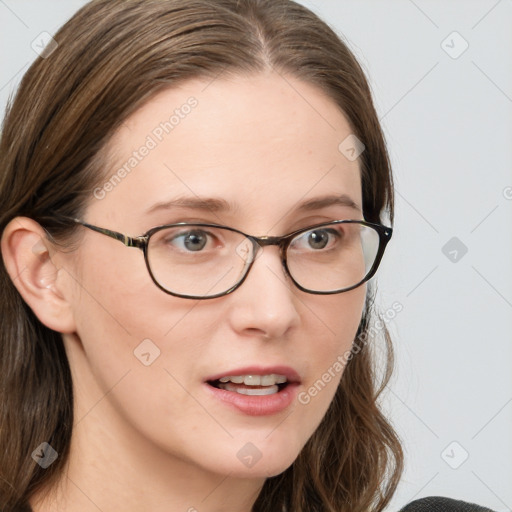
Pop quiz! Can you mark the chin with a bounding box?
[238,449,299,479]
[197,445,298,480]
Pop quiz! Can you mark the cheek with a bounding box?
[67,245,184,396]
[71,240,172,338]
[68,256,216,449]
[307,284,366,361]
[297,285,366,425]
[68,238,221,387]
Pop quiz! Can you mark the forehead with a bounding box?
[92,72,363,230]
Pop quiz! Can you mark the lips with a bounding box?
[203,369,301,415]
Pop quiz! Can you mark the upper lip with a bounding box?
[205,365,301,384]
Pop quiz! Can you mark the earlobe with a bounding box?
[1,217,77,334]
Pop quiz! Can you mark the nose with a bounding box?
[226,244,301,339]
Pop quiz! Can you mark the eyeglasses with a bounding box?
[65,218,392,299]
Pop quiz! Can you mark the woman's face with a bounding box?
[61,71,366,479]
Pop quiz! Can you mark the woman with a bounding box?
[0,1,403,510]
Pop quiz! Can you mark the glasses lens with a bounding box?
[147,225,251,298]
[286,222,380,292]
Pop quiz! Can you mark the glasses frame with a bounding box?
[65,217,392,299]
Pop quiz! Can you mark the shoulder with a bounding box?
[399,496,497,512]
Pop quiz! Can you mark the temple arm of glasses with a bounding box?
[71,219,147,249]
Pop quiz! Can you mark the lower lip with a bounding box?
[204,382,300,416]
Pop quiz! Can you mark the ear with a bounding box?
[1,217,77,333]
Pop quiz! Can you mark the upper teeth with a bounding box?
[218,374,287,386]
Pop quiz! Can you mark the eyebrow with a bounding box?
[145,193,362,215]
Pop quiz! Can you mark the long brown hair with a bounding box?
[0,1,402,510]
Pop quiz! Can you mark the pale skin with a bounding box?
[2,71,366,512]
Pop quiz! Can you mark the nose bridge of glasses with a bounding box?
[252,235,285,248]
[235,235,287,268]
[248,234,290,260]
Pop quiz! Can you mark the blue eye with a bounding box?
[292,228,340,251]
[169,230,211,252]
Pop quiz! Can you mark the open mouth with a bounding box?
[204,371,300,414]
[207,378,290,396]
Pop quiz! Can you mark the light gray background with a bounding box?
[1,1,511,510]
